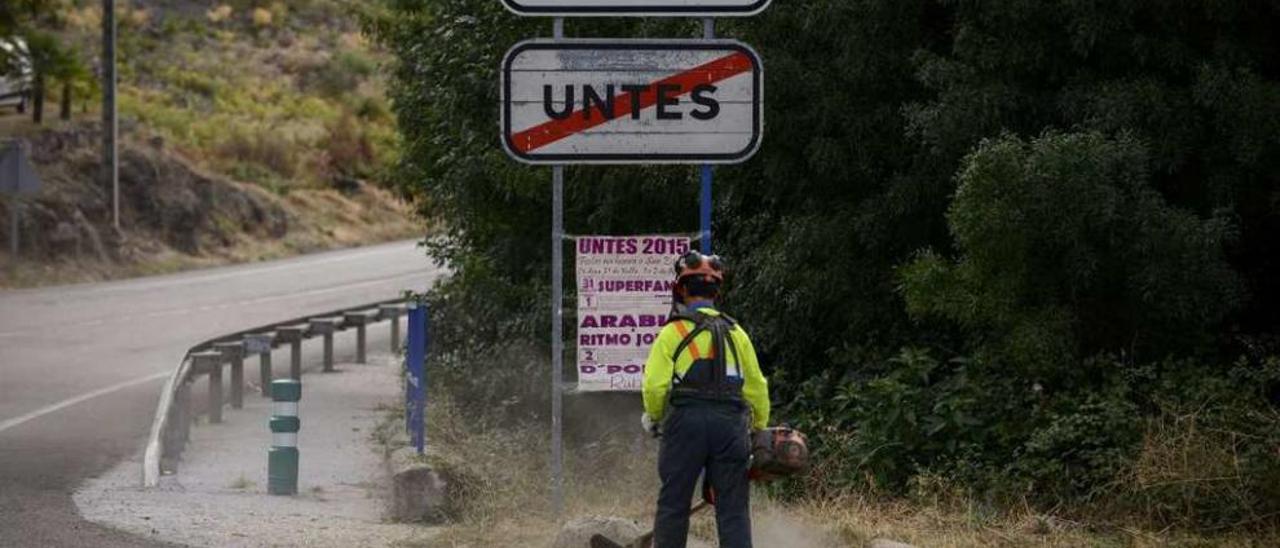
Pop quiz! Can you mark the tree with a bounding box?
[1,0,87,124]
[371,0,1280,517]
[900,131,1241,378]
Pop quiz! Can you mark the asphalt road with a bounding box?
[0,240,442,547]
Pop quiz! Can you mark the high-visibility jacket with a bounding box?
[643,308,770,430]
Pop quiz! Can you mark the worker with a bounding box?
[641,251,770,548]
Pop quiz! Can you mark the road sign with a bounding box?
[0,140,41,194]
[501,0,771,17]
[501,40,763,165]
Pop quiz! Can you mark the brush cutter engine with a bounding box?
[748,425,809,481]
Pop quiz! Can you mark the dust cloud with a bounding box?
[752,507,844,548]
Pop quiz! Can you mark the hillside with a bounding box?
[0,0,419,287]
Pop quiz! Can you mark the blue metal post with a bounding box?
[418,303,429,455]
[405,302,426,454]
[700,165,713,254]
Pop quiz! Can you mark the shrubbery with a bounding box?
[371,0,1280,532]
[101,1,397,191]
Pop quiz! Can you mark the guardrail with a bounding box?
[142,297,409,487]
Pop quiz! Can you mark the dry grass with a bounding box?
[824,494,1280,546]
[384,390,1280,548]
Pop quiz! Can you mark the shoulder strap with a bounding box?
[670,312,742,385]
[671,313,711,364]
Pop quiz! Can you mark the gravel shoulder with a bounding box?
[73,353,433,547]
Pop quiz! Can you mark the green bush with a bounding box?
[900,131,1242,374]
[217,126,298,180]
[370,0,1280,531]
[304,49,376,97]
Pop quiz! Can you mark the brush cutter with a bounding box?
[590,426,808,548]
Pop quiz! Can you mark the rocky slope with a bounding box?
[0,121,419,287]
[0,0,421,287]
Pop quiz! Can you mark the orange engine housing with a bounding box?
[748,426,809,481]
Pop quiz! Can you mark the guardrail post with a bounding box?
[380,304,406,353]
[163,385,182,460]
[309,318,339,372]
[215,341,245,410]
[178,379,191,443]
[269,379,302,496]
[245,333,274,397]
[260,351,273,395]
[344,311,375,364]
[324,330,334,371]
[274,325,306,380]
[192,351,224,423]
[357,322,366,364]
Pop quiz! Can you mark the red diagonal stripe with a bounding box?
[511,52,754,153]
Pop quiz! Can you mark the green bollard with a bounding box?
[269,379,301,495]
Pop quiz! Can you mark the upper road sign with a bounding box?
[501,40,763,165]
[501,0,772,17]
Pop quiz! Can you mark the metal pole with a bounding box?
[102,0,119,230]
[208,362,223,424]
[406,303,426,453]
[430,299,435,453]
[700,19,715,255]
[322,332,334,372]
[551,164,565,520]
[177,381,191,443]
[230,355,244,409]
[8,198,18,258]
[356,323,367,364]
[549,16,566,523]
[290,339,302,380]
[259,351,272,397]
[700,166,712,254]
[390,314,400,352]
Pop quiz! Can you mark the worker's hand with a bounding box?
[641,413,660,438]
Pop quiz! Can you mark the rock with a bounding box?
[387,447,453,524]
[330,175,362,195]
[869,539,917,548]
[551,516,644,548]
[18,123,290,261]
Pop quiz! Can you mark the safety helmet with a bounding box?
[674,251,725,284]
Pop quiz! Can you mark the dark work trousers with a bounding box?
[654,400,752,548]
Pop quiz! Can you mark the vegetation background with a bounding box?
[368,0,1280,541]
[1,0,419,287]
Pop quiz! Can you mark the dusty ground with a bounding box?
[73,353,432,547]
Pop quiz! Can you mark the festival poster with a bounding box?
[575,235,691,391]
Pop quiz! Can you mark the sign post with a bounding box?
[701,19,715,253]
[102,0,119,230]
[501,0,772,17]
[1,140,42,259]
[500,0,768,521]
[549,17,567,521]
[405,302,427,454]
